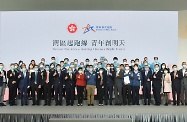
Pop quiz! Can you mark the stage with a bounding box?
[0,103,187,122]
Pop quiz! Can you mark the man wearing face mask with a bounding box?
[53,64,64,106]
[114,65,124,106]
[170,65,182,106]
[85,58,90,67]
[74,59,79,70]
[50,57,57,68]
[102,58,108,68]
[64,58,70,68]
[93,59,98,69]
[104,64,115,105]
[19,64,29,106]
[180,62,187,105]
[64,67,75,106]
[152,64,162,106]
[123,64,132,105]
[129,60,135,71]
[141,65,152,105]
[0,63,7,106]
[113,57,119,68]
[141,57,151,68]
[151,57,161,71]
[7,63,20,106]
[29,65,41,105]
[85,65,96,106]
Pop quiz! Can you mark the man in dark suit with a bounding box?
[7,63,19,106]
[179,62,187,105]
[170,65,182,106]
[64,67,75,106]
[19,64,30,106]
[104,64,115,105]
[29,65,40,105]
[54,64,64,106]
[141,65,152,105]
[152,64,162,106]
[0,63,7,106]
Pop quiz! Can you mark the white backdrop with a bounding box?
[0,11,178,68]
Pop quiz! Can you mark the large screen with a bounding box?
[0,11,178,68]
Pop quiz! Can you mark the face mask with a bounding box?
[104,61,108,64]
[11,65,15,70]
[125,66,129,70]
[164,71,168,74]
[123,62,127,64]
[51,60,55,63]
[74,62,78,65]
[41,61,45,63]
[51,65,54,69]
[65,66,69,69]
[68,71,72,74]
[60,64,64,67]
[86,68,90,71]
[145,68,149,71]
[0,66,4,70]
[106,67,110,70]
[134,67,138,70]
[15,65,18,69]
[135,62,139,65]
[64,60,68,63]
[89,68,93,71]
[131,63,135,66]
[154,60,158,63]
[173,68,177,72]
[116,68,120,71]
[144,63,148,65]
[22,68,26,72]
[98,65,102,68]
[85,62,89,65]
[79,65,84,68]
[78,71,83,74]
[162,65,166,69]
[94,61,97,64]
[45,68,49,71]
[113,60,117,63]
[70,65,74,68]
[155,67,159,71]
[40,65,44,68]
[182,65,186,68]
[57,68,61,71]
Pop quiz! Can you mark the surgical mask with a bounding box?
[116,68,120,71]
[15,65,18,69]
[60,64,64,67]
[41,61,45,63]
[123,62,127,64]
[0,66,4,70]
[78,71,83,74]
[70,65,74,68]
[57,68,61,71]
[155,67,159,71]
[144,63,148,65]
[79,65,84,68]
[51,60,55,63]
[85,62,89,65]
[145,68,149,71]
[134,67,138,70]
[113,60,117,63]
[40,65,44,68]
[86,68,90,71]
[135,62,139,65]
[65,66,69,69]
[154,60,158,63]
[162,65,166,69]
[104,61,108,64]
[22,68,26,72]
[45,68,49,71]
[89,68,93,71]
[182,65,186,68]
[164,71,168,74]
[64,60,68,63]
[173,68,177,72]
[11,65,15,70]
[125,66,129,70]
[98,65,102,68]
[106,67,110,70]
[74,62,78,65]
[131,63,135,66]
[34,68,38,71]
[94,61,97,64]
[51,65,54,69]
[68,71,72,74]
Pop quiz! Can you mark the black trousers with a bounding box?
[54,85,63,104]
[172,84,180,105]
[44,83,51,104]
[65,87,74,105]
[123,85,132,105]
[77,86,84,104]
[27,87,32,99]
[132,86,140,105]
[97,85,104,104]
[31,84,40,105]
[104,85,113,104]
[9,84,17,105]
[143,84,151,104]
[153,86,161,105]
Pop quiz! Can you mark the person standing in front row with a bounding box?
[162,68,172,106]
[0,63,7,106]
[76,68,86,106]
[131,64,142,105]
[170,65,182,106]
[152,64,162,106]
[7,63,19,106]
[114,65,124,106]
[141,65,152,105]
[19,64,30,106]
[54,64,63,106]
[85,65,96,106]
[180,62,187,105]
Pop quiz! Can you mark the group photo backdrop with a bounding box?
[0,11,178,68]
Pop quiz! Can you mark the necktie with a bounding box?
[174,72,176,79]
[46,72,49,83]
[145,71,148,76]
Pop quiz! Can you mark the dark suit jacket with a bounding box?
[141,70,152,86]
[97,71,107,87]
[105,69,115,87]
[64,73,76,88]
[54,70,64,87]
[30,71,40,87]
[7,70,19,87]
[19,72,30,89]
[152,70,162,88]
[0,70,6,86]
[170,71,182,87]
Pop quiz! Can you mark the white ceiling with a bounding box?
[0,0,187,11]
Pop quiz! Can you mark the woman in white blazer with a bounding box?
[162,68,172,106]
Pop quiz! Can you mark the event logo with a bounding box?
[67,24,77,33]
[82,24,96,34]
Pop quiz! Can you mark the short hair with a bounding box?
[113,57,118,60]
[134,64,139,67]
[172,65,177,68]
[51,57,55,59]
